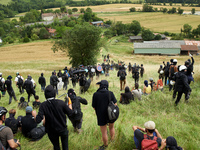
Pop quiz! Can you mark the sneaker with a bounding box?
[98,145,108,150]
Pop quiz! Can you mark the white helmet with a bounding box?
[170,80,175,85]
[173,59,177,63]
[179,65,187,72]
[0,73,2,76]
[160,70,164,74]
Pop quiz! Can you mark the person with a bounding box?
[169,59,178,91]
[0,73,5,98]
[15,72,24,94]
[158,65,165,82]
[5,109,20,134]
[117,66,127,91]
[156,77,164,91]
[185,53,194,85]
[62,71,68,90]
[140,64,145,78]
[38,73,46,92]
[21,106,38,137]
[132,64,140,84]
[34,85,74,150]
[71,74,77,88]
[92,80,117,149]
[32,95,41,109]
[131,83,142,101]
[67,89,88,134]
[50,72,59,95]
[4,75,17,104]
[57,70,62,78]
[18,97,28,109]
[23,76,36,102]
[149,78,156,91]
[27,75,36,89]
[163,62,170,86]
[174,65,191,106]
[0,107,20,149]
[120,86,134,104]
[79,73,86,94]
[165,136,183,150]
[128,62,132,74]
[132,121,162,150]
[143,80,151,95]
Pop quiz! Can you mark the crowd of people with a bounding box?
[0,53,195,150]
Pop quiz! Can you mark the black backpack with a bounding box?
[71,97,82,121]
[18,102,28,109]
[79,76,86,86]
[120,71,125,80]
[0,78,3,90]
[28,126,46,141]
[165,66,169,76]
[107,92,119,123]
[17,76,23,86]
[170,66,175,77]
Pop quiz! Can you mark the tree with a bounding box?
[60,6,67,13]
[0,27,5,37]
[129,7,136,12]
[39,27,50,39]
[68,9,72,15]
[191,8,195,14]
[142,4,154,12]
[85,7,92,14]
[83,12,92,22]
[154,34,161,40]
[171,7,176,14]
[80,8,85,13]
[183,24,192,37]
[128,20,141,36]
[52,23,102,67]
[162,8,168,13]
[169,1,173,6]
[72,8,78,12]
[178,7,184,15]
[142,29,154,41]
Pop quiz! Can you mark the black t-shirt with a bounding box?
[5,116,20,134]
[134,129,161,150]
[33,101,41,109]
[92,88,117,126]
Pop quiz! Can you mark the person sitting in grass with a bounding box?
[32,95,41,109]
[18,97,28,109]
[156,77,164,91]
[164,136,183,150]
[131,83,142,101]
[120,86,134,104]
[132,121,163,150]
[143,80,151,95]
[149,78,157,91]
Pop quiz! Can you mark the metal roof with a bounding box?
[91,21,103,24]
[134,42,181,49]
[159,40,185,45]
[181,45,198,51]
[129,36,142,40]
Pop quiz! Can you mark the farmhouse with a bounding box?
[134,42,181,55]
[181,45,198,55]
[90,21,104,27]
[41,13,56,21]
[47,28,56,37]
[129,35,143,42]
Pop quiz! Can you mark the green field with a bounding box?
[0,36,200,149]
[0,0,11,5]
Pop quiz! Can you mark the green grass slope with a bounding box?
[0,0,11,5]
[0,36,200,150]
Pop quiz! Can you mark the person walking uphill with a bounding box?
[92,80,117,150]
[50,72,59,95]
[34,85,74,150]
[117,66,127,91]
[23,76,36,102]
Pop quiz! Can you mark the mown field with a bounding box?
[0,36,200,150]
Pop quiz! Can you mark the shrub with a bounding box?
[129,7,136,12]
[31,34,39,41]
[154,34,162,40]
[23,36,30,43]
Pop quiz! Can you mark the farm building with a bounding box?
[42,13,56,21]
[129,36,143,42]
[90,21,104,27]
[181,45,198,55]
[134,42,181,55]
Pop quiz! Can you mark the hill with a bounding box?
[0,0,11,5]
[0,37,200,149]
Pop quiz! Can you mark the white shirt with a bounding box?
[0,77,5,83]
[15,75,24,82]
[132,89,142,100]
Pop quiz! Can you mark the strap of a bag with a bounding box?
[108,91,111,103]
[0,125,6,131]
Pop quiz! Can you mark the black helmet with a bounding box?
[0,107,7,117]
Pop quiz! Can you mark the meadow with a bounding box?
[0,36,200,150]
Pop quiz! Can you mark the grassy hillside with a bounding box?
[0,0,11,5]
[0,38,200,150]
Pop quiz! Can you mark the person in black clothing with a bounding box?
[117,66,127,91]
[158,65,164,82]
[62,71,68,90]
[163,62,170,86]
[23,76,36,102]
[57,70,62,78]
[174,65,191,106]
[21,106,38,137]
[79,74,86,94]
[92,80,117,149]
[140,64,144,78]
[128,63,132,74]
[165,136,183,150]
[132,65,140,84]
[18,97,28,109]
[38,73,46,92]
[34,85,74,150]
[4,75,17,104]
[185,53,194,85]
[50,72,59,95]
[71,74,77,88]
[32,95,41,109]
[120,86,134,104]
[67,89,87,134]
[5,109,20,134]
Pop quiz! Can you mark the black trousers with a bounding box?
[48,129,68,150]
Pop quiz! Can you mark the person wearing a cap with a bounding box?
[132,121,162,150]
[34,85,74,150]
[169,59,178,91]
[0,107,20,149]
[92,80,117,149]
[173,65,191,106]
[4,75,17,104]
[0,73,6,98]
[14,72,24,94]
[38,73,46,92]
[20,106,38,137]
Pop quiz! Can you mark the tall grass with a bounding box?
[0,38,200,149]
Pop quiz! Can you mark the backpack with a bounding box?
[0,125,7,150]
[18,102,28,109]
[28,126,46,141]
[71,96,82,121]
[107,92,119,123]
[17,76,23,86]
[170,65,175,77]
[0,78,3,90]
[164,66,169,76]
[120,71,126,80]
[141,134,158,150]
[79,76,86,86]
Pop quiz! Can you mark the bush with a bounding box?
[164,31,169,36]
[129,7,136,12]
[39,27,50,39]
[23,36,30,43]
[31,34,39,41]
[154,34,161,40]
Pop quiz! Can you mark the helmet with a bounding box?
[179,65,187,72]
[0,107,7,117]
[16,72,19,75]
[170,80,175,85]
[149,78,153,81]
[160,70,164,74]
[173,59,177,63]
[0,73,2,77]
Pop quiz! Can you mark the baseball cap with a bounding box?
[144,121,155,130]
[26,106,32,113]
